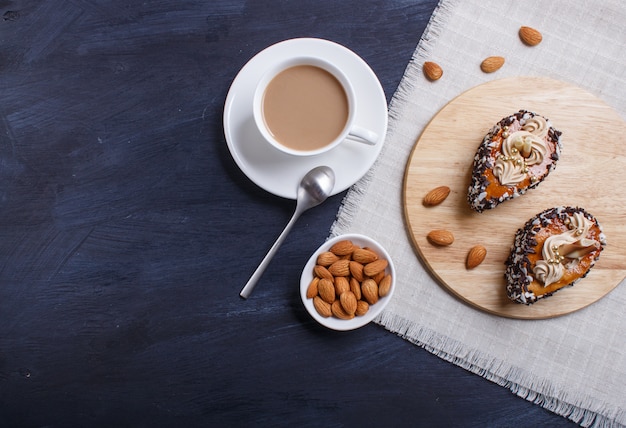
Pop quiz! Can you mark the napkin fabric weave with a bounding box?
[330,0,626,426]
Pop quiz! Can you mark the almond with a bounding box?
[427,229,454,246]
[480,56,505,73]
[329,240,355,256]
[371,270,385,284]
[339,291,358,315]
[423,186,451,206]
[519,26,542,46]
[361,278,379,305]
[349,277,362,300]
[423,61,443,81]
[306,276,319,299]
[334,276,350,296]
[318,278,336,304]
[363,259,389,277]
[355,300,369,316]
[313,296,332,317]
[352,248,378,264]
[349,260,365,282]
[313,265,333,281]
[466,245,487,269]
[328,259,350,277]
[331,300,355,320]
[316,251,339,267]
[378,274,392,297]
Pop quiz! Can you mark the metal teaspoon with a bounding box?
[239,166,336,299]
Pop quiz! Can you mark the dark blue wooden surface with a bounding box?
[0,1,578,426]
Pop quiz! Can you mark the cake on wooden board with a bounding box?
[505,206,606,305]
[468,110,562,212]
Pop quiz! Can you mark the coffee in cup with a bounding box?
[253,57,378,156]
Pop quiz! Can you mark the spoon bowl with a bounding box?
[240,166,335,299]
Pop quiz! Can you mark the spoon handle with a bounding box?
[239,208,302,299]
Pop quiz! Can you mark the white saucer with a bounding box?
[223,38,388,199]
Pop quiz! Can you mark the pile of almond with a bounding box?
[306,240,392,320]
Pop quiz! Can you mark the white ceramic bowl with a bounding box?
[300,233,396,331]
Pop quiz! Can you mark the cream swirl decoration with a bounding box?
[522,116,548,137]
[533,212,601,287]
[494,116,550,186]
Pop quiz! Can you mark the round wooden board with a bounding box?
[403,77,626,319]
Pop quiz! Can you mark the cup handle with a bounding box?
[348,125,378,146]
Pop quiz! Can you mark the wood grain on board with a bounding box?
[404,77,626,319]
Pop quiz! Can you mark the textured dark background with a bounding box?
[0,1,578,426]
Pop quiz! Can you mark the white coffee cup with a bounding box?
[252,56,378,156]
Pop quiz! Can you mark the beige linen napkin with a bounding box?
[330,0,626,426]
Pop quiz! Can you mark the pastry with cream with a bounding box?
[505,206,606,305]
[467,110,562,212]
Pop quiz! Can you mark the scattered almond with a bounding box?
[466,245,487,269]
[480,56,505,73]
[423,186,451,206]
[423,61,443,81]
[329,240,355,256]
[519,26,542,46]
[313,296,332,318]
[427,229,455,246]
